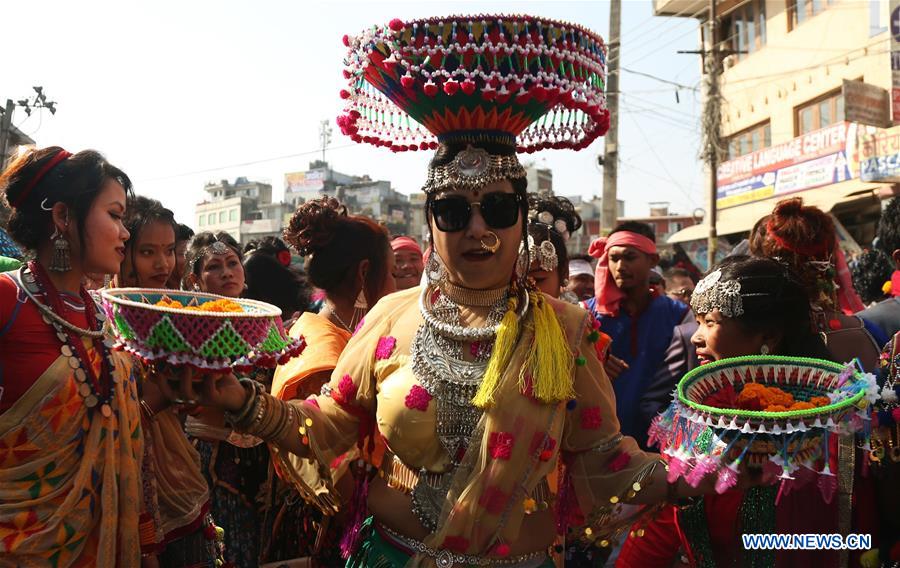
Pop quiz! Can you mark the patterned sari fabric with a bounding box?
[0,350,143,567]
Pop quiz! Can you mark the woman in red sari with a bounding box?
[0,147,144,566]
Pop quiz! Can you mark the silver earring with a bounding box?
[354,289,367,310]
[760,344,770,355]
[425,250,447,285]
[48,227,72,272]
[515,238,530,280]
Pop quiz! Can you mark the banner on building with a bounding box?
[716,122,854,209]
[859,124,900,182]
[284,170,325,193]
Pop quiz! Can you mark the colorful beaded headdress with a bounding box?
[337,14,608,193]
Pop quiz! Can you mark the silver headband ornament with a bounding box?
[690,269,744,318]
[189,240,233,270]
[422,145,526,194]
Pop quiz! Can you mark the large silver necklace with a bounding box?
[409,286,509,531]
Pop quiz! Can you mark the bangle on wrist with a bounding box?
[140,399,157,420]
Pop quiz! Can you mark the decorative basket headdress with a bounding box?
[337,14,608,193]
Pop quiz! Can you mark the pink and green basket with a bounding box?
[648,356,877,502]
[100,288,305,372]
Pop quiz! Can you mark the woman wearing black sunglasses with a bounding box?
[157,14,759,567]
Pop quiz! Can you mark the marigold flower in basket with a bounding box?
[653,356,874,502]
[100,288,305,372]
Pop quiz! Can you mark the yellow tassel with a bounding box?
[528,292,576,403]
[472,294,521,409]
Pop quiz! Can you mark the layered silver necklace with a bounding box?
[409,283,509,530]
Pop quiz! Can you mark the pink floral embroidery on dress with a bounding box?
[479,486,509,515]
[607,450,631,472]
[375,336,397,360]
[332,374,357,405]
[488,431,515,460]
[352,318,365,335]
[304,397,320,409]
[530,432,557,461]
[404,385,432,411]
[581,406,602,430]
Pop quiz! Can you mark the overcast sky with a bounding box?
[2,0,706,226]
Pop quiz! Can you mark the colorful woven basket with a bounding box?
[337,14,608,153]
[100,288,305,372]
[648,356,877,502]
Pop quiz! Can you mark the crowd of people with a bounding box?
[1,14,899,567]
[0,142,898,568]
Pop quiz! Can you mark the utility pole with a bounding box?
[0,87,57,171]
[600,0,621,235]
[319,119,333,164]
[0,100,14,172]
[681,3,726,270]
[702,0,722,271]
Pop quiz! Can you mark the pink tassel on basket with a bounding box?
[715,460,740,494]
[340,460,371,559]
[666,448,690,484]
[685,455,718,488]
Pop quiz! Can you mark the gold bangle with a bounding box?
[140,399,157,420]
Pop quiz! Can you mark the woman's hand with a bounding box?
[152,366,248,412]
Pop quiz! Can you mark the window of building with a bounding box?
[723,0,767,61]
[219,211,226,224]
[727,121,771,160]
[199,215,205,227]
[208,213,215,225]
[795,89,844,135]
[788,0,833,31]
[229,209,237,222]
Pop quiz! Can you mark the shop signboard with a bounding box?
[716,122,853,209]
[842,80,889,128]
[859,124,900,182]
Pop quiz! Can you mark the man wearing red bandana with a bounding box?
[581,221,690,449]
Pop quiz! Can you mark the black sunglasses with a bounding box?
[430,193,521,232]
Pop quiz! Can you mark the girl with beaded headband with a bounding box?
[525,194,582,300]
[617,256,853,568]
[112,195,220,567]
[0,147,146,565]
[156,14,767,568]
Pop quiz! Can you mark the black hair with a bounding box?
[244,236,290,256]
[186,231,242,277]
[876,197,900,257]
[283,197,390,303]
[664,267,696,285]
[709,256,832,359]
[121,195,177,285]
[851,248,895,305]
[1,146,133,251]
[243,251,311,318]
[175,223,194,243]
[609,220,656,243]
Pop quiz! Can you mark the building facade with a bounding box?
[657,0,898,249]
[195,177,282,244]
